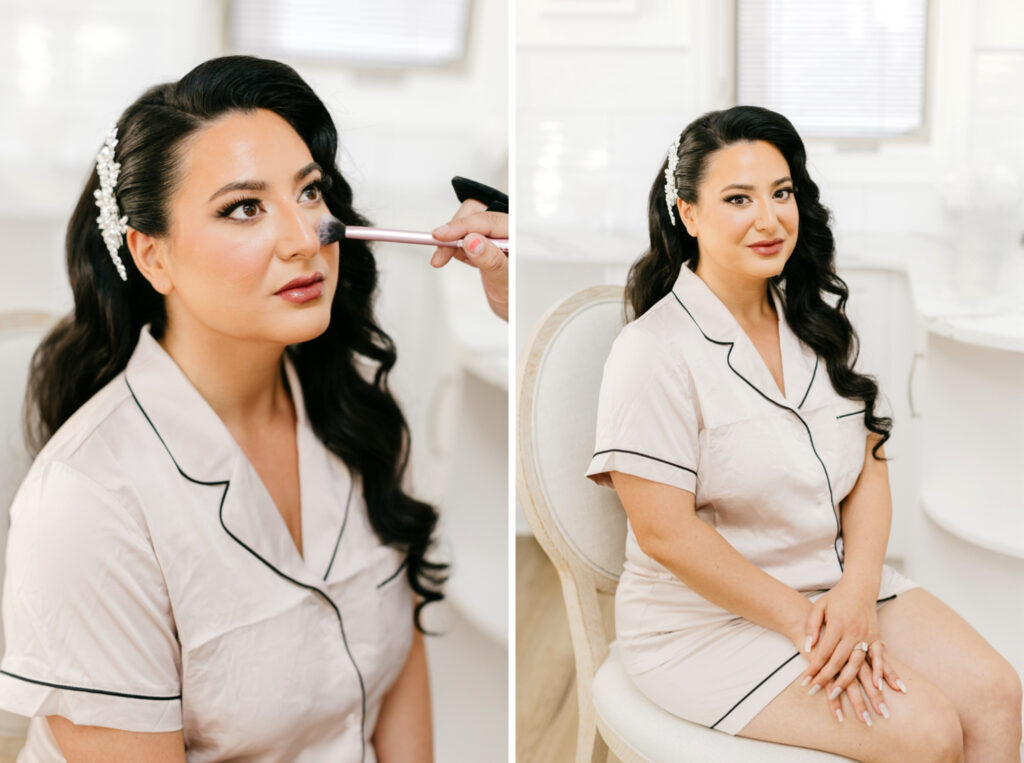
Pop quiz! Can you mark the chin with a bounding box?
[261,302,333,346]
[286,311,332,345]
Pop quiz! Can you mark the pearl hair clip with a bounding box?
[94,125,129,281]
[664,136,681,225]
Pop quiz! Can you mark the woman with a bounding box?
[586,106,1021,761]
[0,56,443,762]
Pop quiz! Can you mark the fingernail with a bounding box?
[465,234,484,254]
[432,224,450,236]
[879,703,890,719]
[808,685,820,696]
[828,686,842,700]
[897,680,908,694]
[875,677,882,691]
[804,636,813,652]
[835,708,844,723]
[800,675,811,687]
[862,711,872,727]
[430,253,441,267]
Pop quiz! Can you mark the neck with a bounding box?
[694,257,776,326]
[157,309,293,436]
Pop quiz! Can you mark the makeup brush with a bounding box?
[318,215,509,253]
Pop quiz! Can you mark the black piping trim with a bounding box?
[671,292,844,572]
[592,448,697,477]
[710,652,801,729]
[798,357,818,409]
[126,379,368,762]
[0,670,180,701]
[705,590,899,730]
[322,462,355,582]
[377,557,409,588]
[836,409,867,420]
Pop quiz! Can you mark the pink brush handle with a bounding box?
[345,226,509,254]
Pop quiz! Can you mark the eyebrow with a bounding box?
[207,162,324,203]
[719,177,792,193]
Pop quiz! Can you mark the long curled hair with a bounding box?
[25,55,445,627]
[626,105,891,457]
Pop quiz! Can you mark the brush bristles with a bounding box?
[318,215,345,246]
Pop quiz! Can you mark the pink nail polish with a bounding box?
[467,235,483,254]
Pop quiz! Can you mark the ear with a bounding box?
[678,199,698,238]
[125,228,174,295]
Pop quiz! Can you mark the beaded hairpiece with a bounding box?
[664,136,681,225]
[94,126,129,281]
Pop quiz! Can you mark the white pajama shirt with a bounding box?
[0,326,413,761]
[587,264,916,735]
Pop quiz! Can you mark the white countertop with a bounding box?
[837,232,1024,353]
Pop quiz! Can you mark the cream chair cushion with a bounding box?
[593,645,853,762]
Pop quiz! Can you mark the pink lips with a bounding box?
[276,272,325,304]
[748,238,784,256]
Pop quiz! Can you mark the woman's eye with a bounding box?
[300,182,324,203]
[219,199,263,220]
[725,195,748,206]
[236,202,261,218]
[775,188,794,200]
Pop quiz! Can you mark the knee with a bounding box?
[929,699,964,763]
[901,693,964,763]
[971,655,1022,730]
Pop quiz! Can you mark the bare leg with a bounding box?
[876,587,1022,762]
[739,653,963,762]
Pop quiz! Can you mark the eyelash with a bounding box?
[216,176,332,219]
[724,187,795,206]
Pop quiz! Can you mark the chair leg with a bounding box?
[576,696,610,763]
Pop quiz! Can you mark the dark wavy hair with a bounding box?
[626,105,891,457]
[25,55,445,627]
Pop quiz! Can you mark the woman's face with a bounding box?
[678,139,799,284]
[146,108,339,347]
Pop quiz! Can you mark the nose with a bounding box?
[275,201,320,260]
[754,196,780,233]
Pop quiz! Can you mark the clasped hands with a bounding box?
[793,580,908,726]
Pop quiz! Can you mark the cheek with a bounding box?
[181,226,276,288]
[781,204,799,232]
[716,208,754,242]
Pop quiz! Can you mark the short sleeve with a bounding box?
[0,460,182,732]
[586,324,700,494]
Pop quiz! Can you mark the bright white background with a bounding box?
[0,0,508,759]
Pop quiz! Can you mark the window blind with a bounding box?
[736,0,928,139]
[229,0,471,68]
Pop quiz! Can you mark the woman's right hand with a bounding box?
[822,652,906,725]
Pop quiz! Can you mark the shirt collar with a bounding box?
[670,263,819,410]
[124,324,240,484]
[123,324,353,583]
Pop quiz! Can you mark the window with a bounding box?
[736,0,928,139]
[229,0,471,68]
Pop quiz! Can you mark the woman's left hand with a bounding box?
[800,580,884,699]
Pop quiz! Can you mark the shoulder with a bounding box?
[606,295,700,382]
[15,374,147,531]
